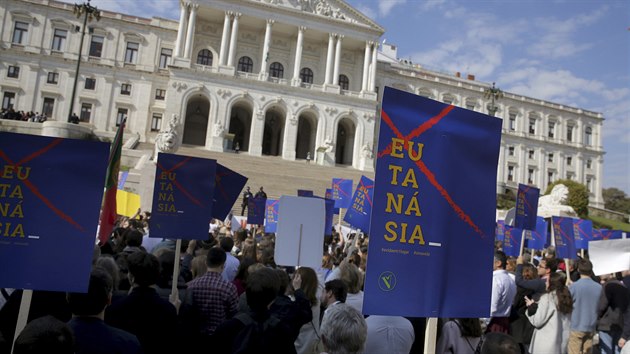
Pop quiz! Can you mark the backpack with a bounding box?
[232,312,281,354]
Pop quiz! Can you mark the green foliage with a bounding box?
[544,179,590,218]
[497,190,516,210]
[589,215,630,232]
[602,188,630,214]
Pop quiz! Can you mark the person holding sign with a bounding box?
[567,259,601,354]
[488,251,517,334]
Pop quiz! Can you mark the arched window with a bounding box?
[269,62,284,79]
[196,49,213,66]
[300,68,313,84]
[237,56,253,73]
[339,74,349,90]
[585,126,592,145]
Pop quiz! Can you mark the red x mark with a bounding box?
[215,169,233,202]
[157,157,202,207]
[266,200,279,220]
[358,179,374,208]
[553,220,573,244]
[332,179,351,199]
[379,106,486,238]
[574,220,591,240]
[518,186,536,216]
[0,139,85,232]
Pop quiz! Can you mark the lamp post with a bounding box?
[484,82,503,117]
[67,0,100,122]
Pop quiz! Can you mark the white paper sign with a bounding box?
[589,238,630,276]
[275,196,326,269]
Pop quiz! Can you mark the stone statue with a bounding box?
[323,136,334,152]
[537,184,577,217]
[153,114,180,159]
[213,120,225,137]
[361,143,373,159]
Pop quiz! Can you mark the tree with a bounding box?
[544,179,590,219]
[602,187,630,214]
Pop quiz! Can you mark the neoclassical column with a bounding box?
[324,33,335,85]
[174,1,188,57]
[227,12,241,67]
[361,41,371,91]
[332,35,343,85]
[260,19,274,75]
[369,42,378,92]
[292,26,306,83]
[219,12,232,65]
[183,4,199,59]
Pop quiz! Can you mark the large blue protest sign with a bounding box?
[526,217,547,250]
[364,87,502,317]
[265,199,279,233]
[552,216,577,259]
[212,164,248,221]
[515,184,539,231]
[573,219,593,250]
[0,132,109,292]
[332,178,353,209]
[496,221,506,241]
[601,229,623,240]
[344,176,374,234]
[503,226,523,257]
[298,189,314,197]
[247,196,266,225]
[325,188,340,214]
[151,153,216,240]
[592,228,603,241]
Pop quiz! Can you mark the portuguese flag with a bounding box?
[98,120,125,245]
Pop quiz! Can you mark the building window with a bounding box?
[120,83,132,96]
[466,100,476,111]
[237,56,253,73]
[80,103,92,122]
[586,177,593,193]
[528,168,535,185]
[85,77,96,90]
[528,149,535,159]
[548,121,555,138]
[89,35,104,57]
[42,97,55,117]
[566,156,572,166]
[585,127,592,146]
[12,21,28,44]
[567,125,574,142]
[2,92,16,109]
[124,42,139,64]
[269,62,284,78]
[586,159,592,169]
[159,48,172,69]
[300,68,313,84]
[51,29,67,51]
[548,171,555,185]
[47,72,59,84]
[548,153,554,163]
[116,108,128,126]
[528,118,536,134]
[7,66,20,78]
[151,113,162,132]
[443,95,453,105]
[155,89,166,100]
[339,74,350,90]
[508,146,515,156]
[509,113,516,131]
[197,49,213,66]
[507,165,515,182]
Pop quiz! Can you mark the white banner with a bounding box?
[589,238,630,276]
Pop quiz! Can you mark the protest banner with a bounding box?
[496,220,506,241]
[526,217,547,250]
[150,153,216,240]
[503,226,523,257]
[323,198,335,235]
[116,190,141,217]
[573,219,593,250]
[601,229,623,240]
[212,164,248,220]
[552,216,577,260]
[325,188,340,215]
[332,178,352,209]
[589,238,630,276]
[265,199,279,233]
[274,196,326,270]
[297,189,314,197]
[514,184,539,231]
[364,87,502,317]
[343,176,374,234]
[247,196,266,225]
[0,132,109,292]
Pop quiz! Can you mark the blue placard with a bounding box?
[151,153,216,240]
[344,176,374,234]
[325,188,340,215]
[573,219,593,250]
[363,87,502,317]
[601,229,623,240]
[515,184,540,231]
[552,216,577,259]
[265,199,279,233]
[297,189,314,197]
[0,132,109,292]
[117,171,129,190]
[247,196,266,225]
[503,226,523,257]
[212,164,248,220]
[332,178,353,209]
[592,228,603,241]
[496,220,506,242]
[323,198,335,235]
[526,217,547,250]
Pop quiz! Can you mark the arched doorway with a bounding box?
[182,96,210,146]
[295,113,317,159]
[262,106,285,156]
[335,118,355,165]
[228,102,253,152]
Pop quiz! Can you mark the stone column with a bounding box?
[174,1,188,57]
[219,12,231,65]
[227,13,241,67]
[260,19,274,76]
[292,26,306,85]
[324,33,335,85]
[361,41,371,91]
[332,35,343,85]
[369,42,378,92]
[594,156,603,207]
[183,4,198,59]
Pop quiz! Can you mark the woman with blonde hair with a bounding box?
[294,267,323,354]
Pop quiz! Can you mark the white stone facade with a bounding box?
[0,0,604,206]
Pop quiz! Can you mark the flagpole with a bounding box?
[170,239,182,307]
[519,230,526,257]
[11,290,33,354]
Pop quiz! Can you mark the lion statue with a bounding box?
[537,184,577,217]
[153,114,180,160]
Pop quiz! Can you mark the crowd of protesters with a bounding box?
[0,108,48,122]
[1,204,630,354]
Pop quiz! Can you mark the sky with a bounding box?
[83,0,630,194]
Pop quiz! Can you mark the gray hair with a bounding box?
[320,303,367,354]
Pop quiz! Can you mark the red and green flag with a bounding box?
[98,120,125,245]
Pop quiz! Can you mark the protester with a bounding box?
[320,303,367,354]
[220,237,240,281]
[568,259,601,354]
[293,267,323,354]
[12,315,74,354]
[255,186,267,199]
[597,273,629,354]
[436,318,482,354]
[480,332,521,354]
[489,250,517,334]
[509,262,537,351]
[337,260,364,313]
[269,269,312,341]
[321,279,348,312]
[241,187,252,216]
[365,315,415,354]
